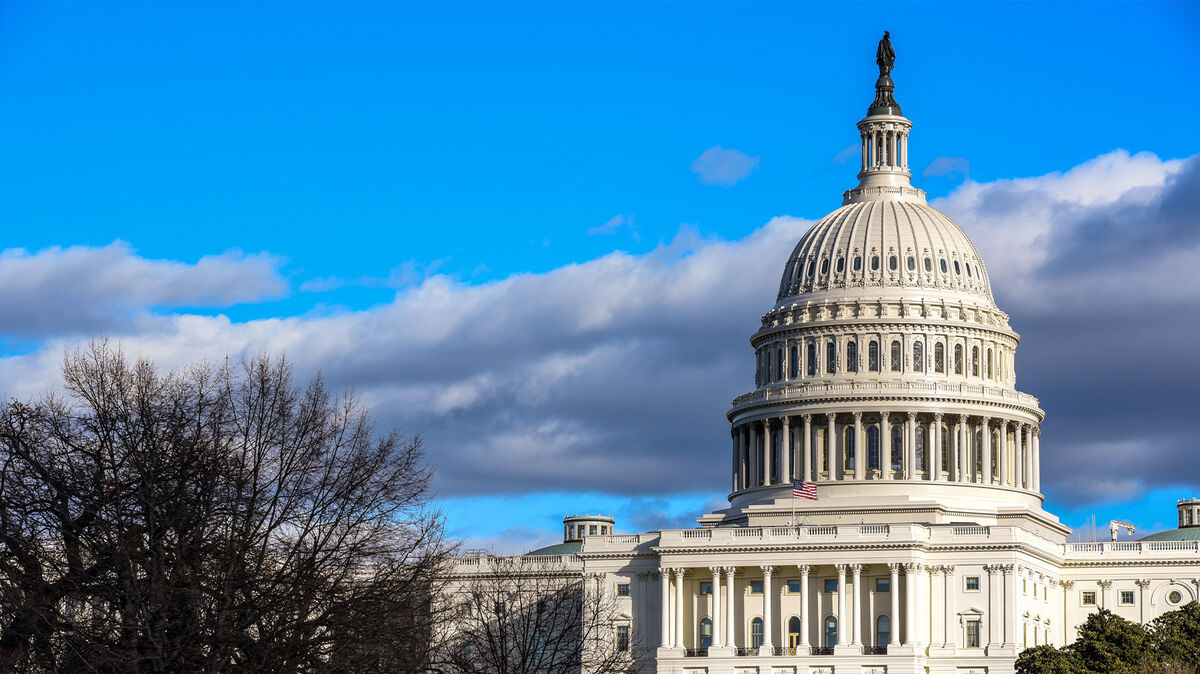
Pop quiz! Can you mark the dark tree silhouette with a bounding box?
[0,343,450,673]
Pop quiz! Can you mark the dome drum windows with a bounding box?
[913,341,924,373]
[790,344,799,379]
[934,342,945,373]
[868,340,880,373]
[826,340,837,375]
[846,340,858,373]
[954,344,964,375]
[890,340,902,372]
[867,426,880,471]
[807,342,817,377]
[972,346,980,377]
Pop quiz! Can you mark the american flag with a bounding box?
[793,480,818,501]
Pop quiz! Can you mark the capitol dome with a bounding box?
[714,45,1053,530]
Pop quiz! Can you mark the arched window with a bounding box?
[890,341,902,372]
[843,427,856,471]
[987,348,993,379]
[790,344,799,379]
[847,340,858,373]
[941,424,950,472]
[776,348,784,381]
[891,425,903,472]
[826,340,836,374]
[934,342,945,373]
[975,430,984,476]
[916,426,926,471]
[824,616,838,647]
[954,344,963,375]
[700,618,713,649]
[788,616,802,650]
[913,341,924,373]
[876,615,891,648]
[751,617,764,648]
[868,340,880,372]
[992,429,1000,479]
[867,426,880,471]
[807,342,817,377]
[972,346,980,376]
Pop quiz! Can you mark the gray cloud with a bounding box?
[0,151,1195,514]
[0,243,286,338]
[691,146,759,186]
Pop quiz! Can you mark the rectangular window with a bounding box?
[966,619,980,648]
[616,625,630,652]
[824,579,838,593]
[787,580,803,593]
[965,576,981,592]
[589,525,597,535]
[616,583,630,597]
[826,340,837,374]
[807,342,817,376]
[750,581,763,595]
[876,578,890,593]
[1120,591,1135,606]
[700,582,712,596]
[1082,591,1097,606]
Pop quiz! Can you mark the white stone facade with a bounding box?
[448,40,1200,674]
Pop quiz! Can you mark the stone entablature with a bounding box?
[730,380,1040,415]
[762,299,1011,330]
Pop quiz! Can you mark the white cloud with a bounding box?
[588,214,630,236]
[1,150,1197,509]
[923,156,970,178]
[0,243,286,337]
[690,146,759,186]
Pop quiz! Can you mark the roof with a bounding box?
[1137,527,1200,542]
[523,540,582,556]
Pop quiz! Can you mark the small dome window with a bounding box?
[924,257,932,272]
[889,256,898,271]
[966,263,972,277]
[836,257,845,273]
[940,259,948,273]
[871,255,880,271]
[906,256,915,271]
[853,256,862,271]
[821,259,830,274]
[954,260,961,275]
[807,261,815,277]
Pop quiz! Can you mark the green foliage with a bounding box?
[1017,603,1200,674]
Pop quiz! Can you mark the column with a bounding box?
[851,564,863,646]
[1098,579,1112,610]
[761,566,775,650]
[906,412,917,479]
[861,133,869,171]
[761,419,772,486]
[731,431,739,491]
[725,567,737,648]
[957,416,968,482]
[836,564,848,646]
[1024,425,1034,490]
[998,421,1009,487]
[903,563,917,646]
[1014,424,1024,489]
[1136,579,1150,624]
[781,416,792,484]
[889,563,901,646]
[802,414,813,483]
[987,566,1000,647]
[1033,430,1041,492]
[675,568,686,648]
[660,568,671,648]
[826,413,837,481]
[853,412,864,480]
[931,414,943,480]
[709,567,722,649]
[944,566,957,647]
[881,412,892,479]
[981,417,992,484]
[1003,565,1015,647]
[799,565,811,649]
[749,424,759,487]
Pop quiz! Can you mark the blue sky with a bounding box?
[1,2,1198,552]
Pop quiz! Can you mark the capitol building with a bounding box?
[451,36,1200,674]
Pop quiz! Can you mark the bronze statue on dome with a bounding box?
[876,31,895,75]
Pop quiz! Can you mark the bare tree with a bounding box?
[430,556,638,674]
[0,342,451,673]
